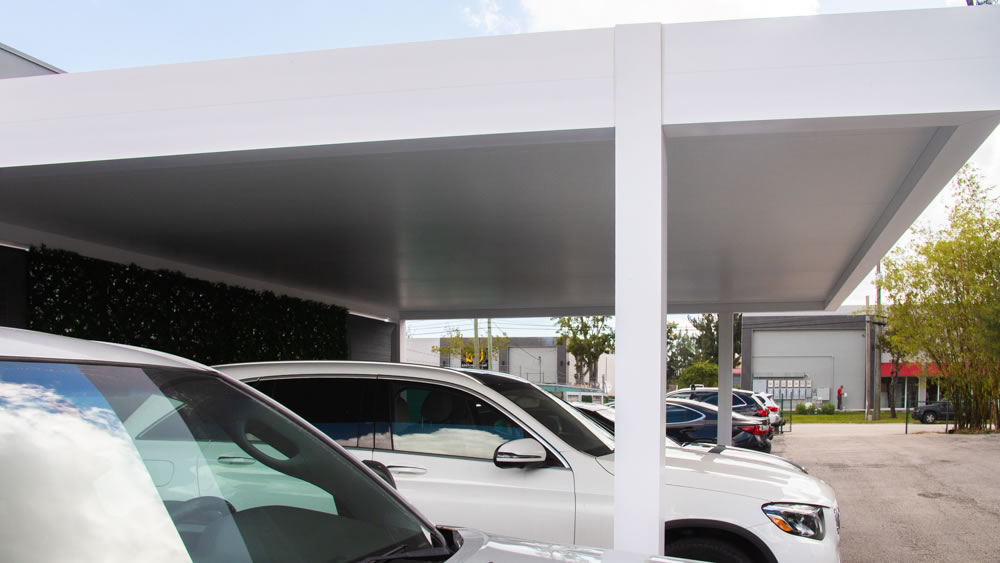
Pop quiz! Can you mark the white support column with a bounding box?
[613,23,667,556]
[397,319,407,363]
[717,311,733,446]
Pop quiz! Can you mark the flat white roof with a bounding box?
[0,8,996,319]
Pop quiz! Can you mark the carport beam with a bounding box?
[613,23,668,556]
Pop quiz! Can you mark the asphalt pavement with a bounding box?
[770,423,1000,563]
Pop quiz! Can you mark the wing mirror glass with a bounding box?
[493,438,547,468]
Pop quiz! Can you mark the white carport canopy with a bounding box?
[1,7,997,555]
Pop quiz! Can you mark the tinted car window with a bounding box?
[260,377,378,448]
[471,373,614,457]
[702,393,746,407]
[390,382,525,459]
[666,404,703,423]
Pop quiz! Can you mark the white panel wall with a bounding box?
[753,330,865,410]
[508,346,559,384]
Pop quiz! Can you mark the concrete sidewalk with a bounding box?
[771,424,1000,562]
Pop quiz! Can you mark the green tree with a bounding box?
[881,165,1000,431]
[677,360,719,389]
[875,321,908,418]
[666,321,697,382]
[432,328,510,368]
[689,313,743,366]
[554,316,615,387]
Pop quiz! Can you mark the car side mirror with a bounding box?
[493,438,547,468]
[362,459,397,489]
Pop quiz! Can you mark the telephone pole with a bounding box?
[473,319,480,369]
[487,318,494,371]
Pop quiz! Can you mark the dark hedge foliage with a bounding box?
[27,247,347,365]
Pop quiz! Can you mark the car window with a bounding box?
[474,375,615,457]
[259,377,379,449]
[703,393,746,407]
[390,382,526,459]
[666,404,703,424]
[0,361,441,563]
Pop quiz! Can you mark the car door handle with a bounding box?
[218,456,256,466]
[386,465,427,475]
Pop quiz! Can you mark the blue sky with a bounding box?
[0,0,970,72]
[2,0,994,337]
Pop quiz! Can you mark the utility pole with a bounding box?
[488,318,494,371]
[874,262,882,420]
[473,319,480,370]
[865,296,871,420]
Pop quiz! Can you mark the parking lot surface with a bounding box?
[771,424,1000,563]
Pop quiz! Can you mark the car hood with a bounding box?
[678,442,808,473]
[597,448,836,507]
[450,528,692,562]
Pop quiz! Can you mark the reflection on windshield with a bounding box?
[0,361,445,563]
[0,378,190,562]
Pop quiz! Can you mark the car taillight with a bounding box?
[738,424,770,435]
[768,405,779,412]
[739,425,756,433]
[756,408,768,417]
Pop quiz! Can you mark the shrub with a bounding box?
[795,402,817,415]
[820,402,836,415]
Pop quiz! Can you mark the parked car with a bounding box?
[218,361,842,563]
[665,398,772,452]
[667,387,776,436]
[0,327,688,563]
[570,401,616,433]
[759,392,785,432]
[912,400,955,424]
[571,402,807,474]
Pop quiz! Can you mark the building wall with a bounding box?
[567,352,616,394]
[406,337,442,366]
[743,313,870,410]
[346,314,398,362]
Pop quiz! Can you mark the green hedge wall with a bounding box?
[27,247,347,365]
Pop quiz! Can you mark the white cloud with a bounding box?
[0,382,189,562]
[464,0,522,34]
[519,0,821,32]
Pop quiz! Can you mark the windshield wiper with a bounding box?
[358,545,454,563]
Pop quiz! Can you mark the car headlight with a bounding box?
[762,503,826,540]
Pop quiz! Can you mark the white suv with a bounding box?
[217,361,841,563]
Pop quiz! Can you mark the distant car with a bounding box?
[0,327,684,563]
[667,387,776,437]
[570,401,616,433]
[571,402,807,474]
[913,400,955,424]
[665,398,773,453]
[759,393,785,432]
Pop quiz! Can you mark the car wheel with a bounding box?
[922,411,937,424]
[665,536,754,563]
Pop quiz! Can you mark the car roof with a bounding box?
[215,360,492,386]
[0,327,211,371]
[669,387,757,395]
